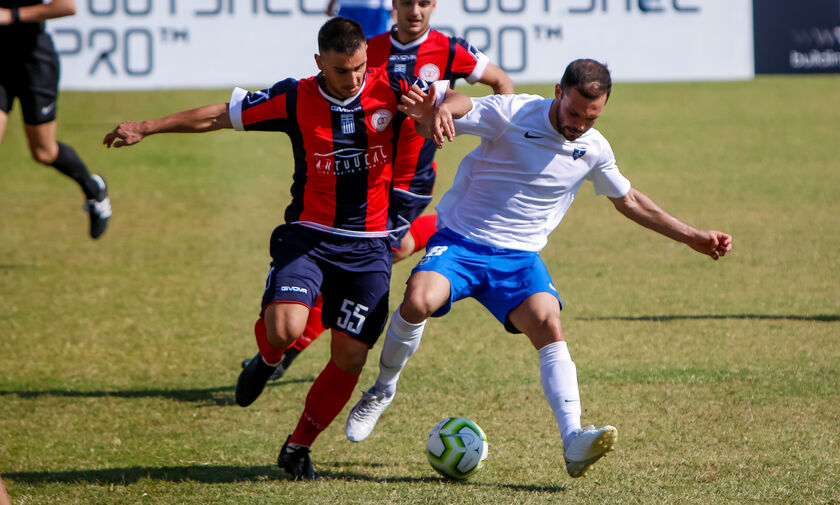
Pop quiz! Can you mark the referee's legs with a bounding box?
[25,121,100,199]
[24,120,111,238]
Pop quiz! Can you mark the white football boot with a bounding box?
[345,387,394,442]
[563,425,618,478]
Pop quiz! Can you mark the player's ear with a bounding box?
[314,54,323,71]
[555,84,563,99]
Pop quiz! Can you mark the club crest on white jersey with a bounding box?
[572,145,587,160]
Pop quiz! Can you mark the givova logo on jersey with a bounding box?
[313,145,389,176]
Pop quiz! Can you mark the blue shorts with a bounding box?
[412,228,562,334]
[261,224,392,346]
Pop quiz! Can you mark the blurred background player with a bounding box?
[246,0,515,381]
[0,0,111,238]
[326,0,393,37]
[103,17,448,481]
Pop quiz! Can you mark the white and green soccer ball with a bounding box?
[425,416,488,480]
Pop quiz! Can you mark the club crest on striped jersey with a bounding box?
[418,63,441,82]
[371,109,394,132]
[572,145,587,160]
[341,114,356,135]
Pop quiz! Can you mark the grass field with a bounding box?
[1,76,839,504]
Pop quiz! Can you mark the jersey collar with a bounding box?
[316,72,367,108]
[389,27,431,51]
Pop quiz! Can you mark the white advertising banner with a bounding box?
[49,0,754,90]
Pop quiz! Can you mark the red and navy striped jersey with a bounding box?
[229,67,431,236]
[367,28,489,197]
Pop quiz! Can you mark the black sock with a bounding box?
[281,347,301,369]
[51,142,100,200]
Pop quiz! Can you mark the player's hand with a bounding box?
[399,84,455,149]
[102,121,146,148]
[399,84,436,124]
[688,230,732,260]
[0,8,13,25]
[431,104,456,149]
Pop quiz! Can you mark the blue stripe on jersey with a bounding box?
[282,84,308,225]
[443,37,457,83]
[329,100,370,230]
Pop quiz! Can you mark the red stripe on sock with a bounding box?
[289,359,359,447]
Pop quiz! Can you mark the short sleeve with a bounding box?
[453,94,522,140]
[450,37,490,84]
[229,78,297,132]
[586,137,632,198]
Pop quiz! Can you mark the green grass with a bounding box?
[1,76,839,504]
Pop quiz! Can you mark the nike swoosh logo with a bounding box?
[41,103,56,116]
[564,399,579,403]
[524,131,544,139]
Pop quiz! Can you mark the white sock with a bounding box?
[538,341,582,448]
[373,307,426,396]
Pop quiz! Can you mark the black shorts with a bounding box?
[261,224,393,347]
[0,32,60,125]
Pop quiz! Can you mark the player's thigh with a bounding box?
[507,292,565,349]
[23,120,58,164]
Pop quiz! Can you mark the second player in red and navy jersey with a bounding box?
[229,66,441,237]
[367,27,489,201]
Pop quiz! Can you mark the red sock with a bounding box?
[292,294,324,352]
[409,213,438,252]
[253,316,285,365]
[289,360,359,447]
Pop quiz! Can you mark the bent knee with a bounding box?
[402,288,440,321]
[31,144,59,165]
[264,318,303,350]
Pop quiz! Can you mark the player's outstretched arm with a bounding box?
[103,103,232,148]
[0,0,75,24]
[478,63,515,95]
[609,188,732,260]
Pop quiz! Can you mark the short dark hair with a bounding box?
[559,59,612,100]
[318,17,366,55]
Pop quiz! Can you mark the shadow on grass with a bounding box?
[3,465,278,484]
[316,470,567,492]
[577,314,839,322]
[0,378,314,407]
[5,464,568,492]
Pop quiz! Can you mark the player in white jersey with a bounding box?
[345,59,733,479]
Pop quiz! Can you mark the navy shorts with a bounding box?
[0,33,59,125]
[261,224,393,347]
[412,228,562,334]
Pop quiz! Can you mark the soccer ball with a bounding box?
[425,416,488,480]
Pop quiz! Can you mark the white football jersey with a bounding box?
[436,93,631,252]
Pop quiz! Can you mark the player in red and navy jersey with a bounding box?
[258,0,514,381]
[103,17,448,481]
